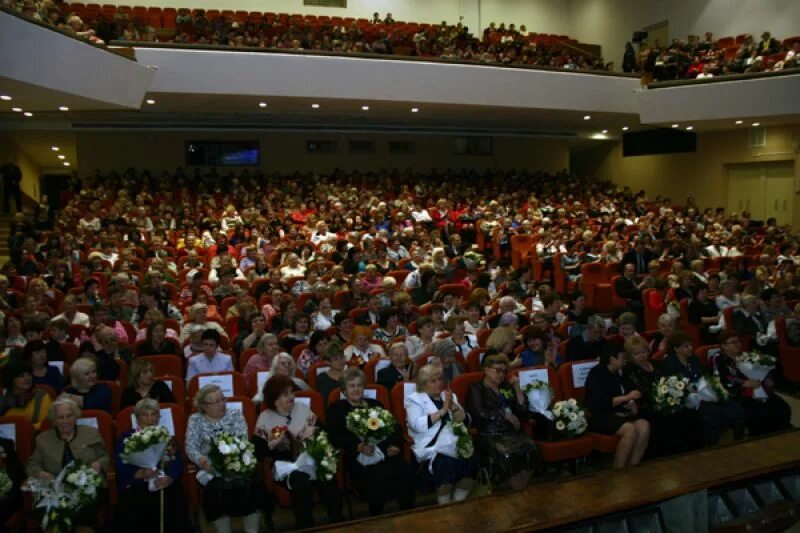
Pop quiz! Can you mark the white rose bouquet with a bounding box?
[651,375,690,414]
[121,425,172,491]
[302,430,338,481]
[207,432,257,482]
[737,351,777,400]
[523,380,554,420]
[552,399,588,439]
[0,470,12,500]
[25,460,103,533]
[450,420,474,459]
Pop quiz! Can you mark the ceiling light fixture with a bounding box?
[752,122,760,127]
[311,104,320,109]
[735,120,743,125]
[601,130,608,134]
[622,126,629,131]
[59,106,69,111]
[23,112,33,117]
[411,107,419,113]
[63,162,70,166]
[11,107,22,112]
[145,99,155,105]
[58,155,65,160]
[361,105,369,111]
[686,126,694,130]
[258,102,267,108]
[671,124,679,128]
[0,95,11,101]
[583,115,591,120]
[51,146,59,151]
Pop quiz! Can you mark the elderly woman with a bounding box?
[649,313,676,353]
[377,342,414,392]
[254,375,343,529]
[179,303,228,344]
[373,307,407,344]
[27,396,109,531]
[0,360,52,429]
[466,354,537,489]
[243,333,280,377]
[115,399,190,533]
[432,338,465,386]
[327,368,415,515]
[120,358,175,411]
[714,332,791,437]
[136,319,180,356]
[344,325,386,366]
[585,344,650,469]
[22,339,63,392]
[486,326,522,369]
[185,384,267,533]
[405,316,436,362]
[405,364,478,504]
[279,253,306,280]
[253,353,310,402]
[64,357,112,413]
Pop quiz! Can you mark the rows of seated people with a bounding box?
[2,0,609,71]
[0,167,796,530]
[625,30,800,79]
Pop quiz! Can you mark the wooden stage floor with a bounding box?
[317,430,800,532]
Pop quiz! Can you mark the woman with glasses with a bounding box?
[714,332,791,437]
[466,354,537,489]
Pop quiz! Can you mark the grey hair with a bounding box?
[416,364,443,392]
[257,333,278,353]
[69,357,97,389]
[657,313,675,327]
[48,395,81,423]
[587,314,606,329]
[270,352,296,376]
[134,398,161,421]
[193,384,222,413]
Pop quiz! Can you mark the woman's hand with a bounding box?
[90,461,102,473]
[154,476,173,490]
[135,468,158,480]
[38,472,55,481]
[627,390,642,401]
[508,375,521,390]
[70,394,85,408]
[267,430,289,450]
[504,411,520,430]
[387,446,400,457]
[442,390,453,412]
[452,408,466,423]
[198,456,212,472]
[743,379,761,388]
[357,443,375,456]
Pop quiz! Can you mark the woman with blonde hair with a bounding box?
[485,326,521,369]
[64,357,112,413]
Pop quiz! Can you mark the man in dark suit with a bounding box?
[622,240,654,275]
[615,263,645,302]
[355,295,383,326]
[444,233,465,259]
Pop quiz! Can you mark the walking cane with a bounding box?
[160,456,165,533]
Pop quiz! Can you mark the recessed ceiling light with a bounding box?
[361,105,369,111]
[735,120,743,125]
[145,99,155,105]
[601,130,608,134]
[671,124,679,128]
[58,155,65,160]
[58,106,69,111]
[258,102,267,108]
[63,162,70,166]
[622,126,629,131]
[0,96,11,101]
[311,104,320,109]
[686,126,694,130]
[23,112,33,117]
[51,146,59,151]
[752,122,760,127]
[411,107,419,113]
[11,107,22,112]
[583,115,591,120]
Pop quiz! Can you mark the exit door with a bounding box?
[727,162,795,225]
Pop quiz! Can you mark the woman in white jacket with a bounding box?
[404,364,478,504]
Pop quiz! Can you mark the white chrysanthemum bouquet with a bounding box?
[651,375,689,414]
[450,421,474,459]
[121,425,172,490]
[552,399,588,439]
[207,432,256,481]
[25,460,103,533]
[302,430,338,481]
[0,470,12,500]
[688,375,730,408]
[737,351,777,400]
[523,380,554,420]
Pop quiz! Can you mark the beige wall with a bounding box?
[573,124,800,227]
[75,131,570,175]
[0,135,41,202]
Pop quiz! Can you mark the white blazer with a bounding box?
[404,390,463,462]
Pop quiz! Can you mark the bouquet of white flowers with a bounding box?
[302,431,338,481]
[523,380,554,420]
[552,399,588,439]
[737,351,777,400]
[0,470,11,500]
[346,407,396,443]
[207,432,256,482]
[450,420,474,459]
[463,251,484,270]
[25,460,103,533]
[651,375,690,414]
[121,425,172,491]
[687,375,730,408]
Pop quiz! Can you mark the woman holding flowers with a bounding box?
[26,396,109,531]
[714,332,791,437]
[254,375,344,529]
[114,398,190,532]
[405,364,477,505]
[662,332,745,446]
[466,354,537,490]
[185,384,267,533]
[327,367,415,516]
[585,344,650,469]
